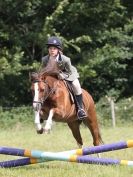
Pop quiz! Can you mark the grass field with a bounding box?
[0,123,133,177]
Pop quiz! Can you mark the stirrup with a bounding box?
[77,109,87,120]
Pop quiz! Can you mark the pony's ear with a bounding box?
[29,72,38,82]
[29,72,34,82]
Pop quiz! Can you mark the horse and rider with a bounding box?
[30,36,103,147]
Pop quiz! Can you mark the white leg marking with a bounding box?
[77,143,83,149]
[44,109,54,133]
[34,111,42,131]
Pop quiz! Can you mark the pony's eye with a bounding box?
[40,88,44,92]
[53,91,56,94]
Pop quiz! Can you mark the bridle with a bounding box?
[33,79,57,106]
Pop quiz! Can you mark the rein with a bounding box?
[33,80,58,105]
[42,81,57,103]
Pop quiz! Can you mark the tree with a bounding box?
[0,0,132,105]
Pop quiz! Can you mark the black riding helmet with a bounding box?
[46,36,62,50]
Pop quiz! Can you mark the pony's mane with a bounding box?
[30,66,60,82]
[39,68,59,78]
[30,71,59,83]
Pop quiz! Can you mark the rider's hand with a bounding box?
[58,73,65,80]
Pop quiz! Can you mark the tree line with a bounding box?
[0,0,132,106]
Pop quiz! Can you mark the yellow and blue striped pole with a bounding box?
[0,140,132,167]
[0,140,132,157]
[0,155,133,167]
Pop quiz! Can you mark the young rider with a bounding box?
[42,36,87,120]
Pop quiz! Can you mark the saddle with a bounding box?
[63,80,76,105]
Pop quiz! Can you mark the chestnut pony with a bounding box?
[30,72,103,147]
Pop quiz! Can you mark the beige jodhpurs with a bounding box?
[71,79,82,95]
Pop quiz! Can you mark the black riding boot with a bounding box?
[75,94,87,120]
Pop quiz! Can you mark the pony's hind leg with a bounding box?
[85,118,102,146]
[85,105,103,146]
[67,121,83,148]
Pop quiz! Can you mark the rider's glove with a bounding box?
[58,73,65,80]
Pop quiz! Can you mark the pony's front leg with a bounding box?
[44,109,54,134]
[35,111,43,134]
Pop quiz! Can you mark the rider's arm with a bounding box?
[64,57,72,75]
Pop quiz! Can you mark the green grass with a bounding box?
[0,123,133,177]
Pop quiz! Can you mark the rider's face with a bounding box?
[48,46,59,57]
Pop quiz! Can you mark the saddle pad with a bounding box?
[63,80,74,104]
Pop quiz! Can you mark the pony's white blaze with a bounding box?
[33,83,39,109]
[33,83,42,131]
